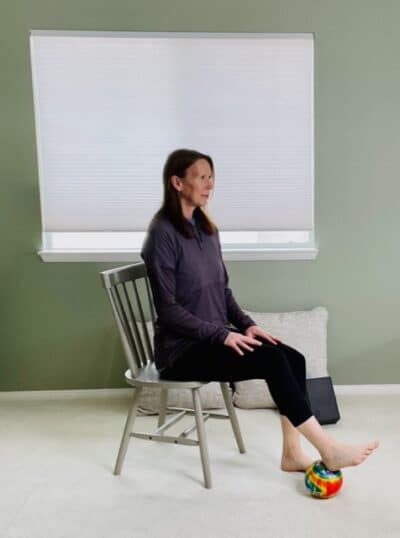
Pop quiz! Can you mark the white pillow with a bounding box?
[232,307,329,409]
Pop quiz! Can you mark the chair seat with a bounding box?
[124,364,206,389]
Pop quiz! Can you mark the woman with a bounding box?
[141,148,379,473]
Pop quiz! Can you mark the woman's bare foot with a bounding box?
[321,440,379,471]
[281,449,315,472]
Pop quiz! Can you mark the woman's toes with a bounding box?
[323,439,379,471]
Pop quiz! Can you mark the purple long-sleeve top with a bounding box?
[140,211,256,370]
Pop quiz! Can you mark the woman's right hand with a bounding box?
[223,331,263,356]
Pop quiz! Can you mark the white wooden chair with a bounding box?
[100,262,246,489]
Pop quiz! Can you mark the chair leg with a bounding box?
[192,388,212,489]
[113,386,143,475]
[220,382,246,454]
[158,388,168,428]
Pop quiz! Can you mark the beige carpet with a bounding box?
[0,390,398,538]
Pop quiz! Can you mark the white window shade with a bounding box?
[30,31,314,233]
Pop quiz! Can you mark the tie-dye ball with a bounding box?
[305,460,343,499]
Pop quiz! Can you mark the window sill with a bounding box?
[37,247,318,262]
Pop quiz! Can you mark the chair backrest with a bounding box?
[100,262,156,376]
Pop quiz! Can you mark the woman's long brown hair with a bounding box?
[152,148,218,238]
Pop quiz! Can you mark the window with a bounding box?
[30,31,316,262]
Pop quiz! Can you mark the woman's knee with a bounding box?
[277,343,305,362]
[273,344,306,379]
[254,346,293,374]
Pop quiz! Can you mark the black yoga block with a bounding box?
[305,376,340,425]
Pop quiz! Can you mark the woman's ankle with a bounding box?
[282,445,301,457]
[297,415,339,455]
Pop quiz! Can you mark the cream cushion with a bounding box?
[134,307,328,413]
[232,307,329,409]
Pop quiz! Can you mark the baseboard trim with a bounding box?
[0,384,400,400]
[333,384,400,395]
[0,388,133,400]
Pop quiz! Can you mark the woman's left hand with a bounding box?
[244,325,282,346]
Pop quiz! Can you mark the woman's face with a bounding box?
[172,158,214,210]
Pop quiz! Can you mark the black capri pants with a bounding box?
[160,329,313,428]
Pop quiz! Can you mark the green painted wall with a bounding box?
[1,0,399,390]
